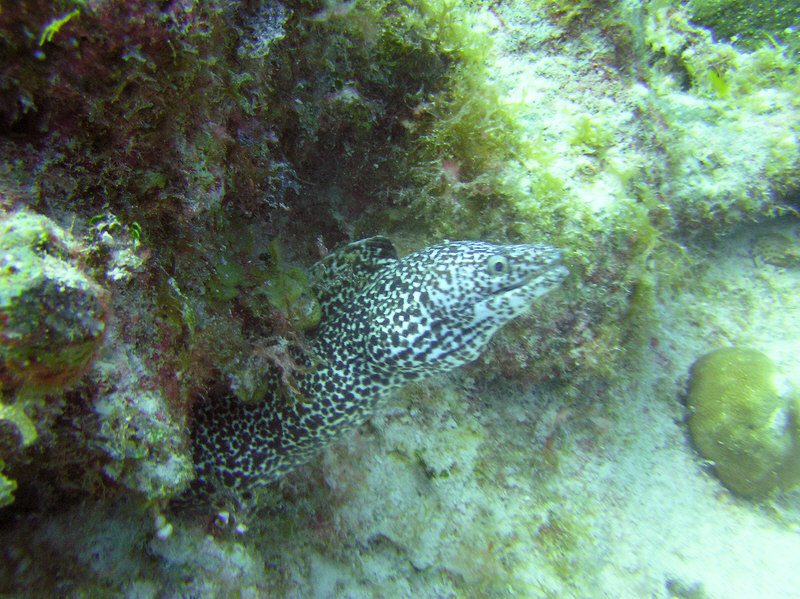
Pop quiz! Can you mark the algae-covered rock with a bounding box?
[686,347,800,498]
[750,233,800,268]
[0,459,17,507]
[250,239,321,331]
[0,210,108,388]
[688,0,800,49]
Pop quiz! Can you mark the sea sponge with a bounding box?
[686,347,800,498]
[0,209,108,388]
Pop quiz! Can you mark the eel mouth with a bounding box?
[494,258,568,296]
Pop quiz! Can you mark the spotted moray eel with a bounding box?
[189,236,568,498]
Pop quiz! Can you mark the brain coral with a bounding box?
[686,347,800,498]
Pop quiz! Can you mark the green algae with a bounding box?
[0,460,16,508]
[208,255,247,302]
[0,399,38,448]
[205,231,321,331]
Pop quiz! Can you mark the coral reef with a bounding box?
[686,347,800,498]
[0,0,798,595]
[0,209,108,389]
[0,205,194,510]
[0,208,108,505]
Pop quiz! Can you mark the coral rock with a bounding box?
[686,347,800,498]
[0,210,108,388]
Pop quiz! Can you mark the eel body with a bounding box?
[190,236,568,497]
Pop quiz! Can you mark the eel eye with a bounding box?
[487,255,509,274]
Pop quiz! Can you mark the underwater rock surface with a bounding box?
[0,210,107,389]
